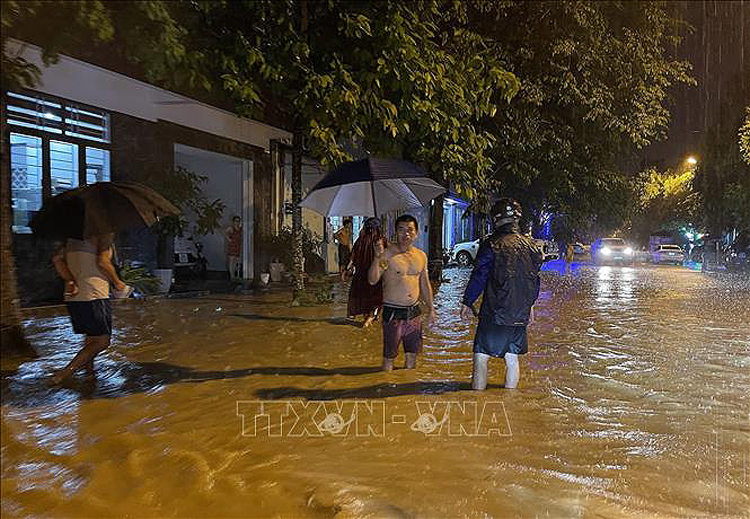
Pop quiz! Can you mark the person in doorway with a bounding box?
[460,198,543,390]
[225,216,242,281]
[334,218,353,273]
[51,233,130,383]
[343,217,385,327]
[368,214,434,371]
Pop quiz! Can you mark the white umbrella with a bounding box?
[299,157,446,216]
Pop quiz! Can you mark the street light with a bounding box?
[686,156,698,165]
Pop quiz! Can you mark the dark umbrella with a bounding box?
[299,157,446,217]
[30,182,180,239]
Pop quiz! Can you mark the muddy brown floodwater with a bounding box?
[2,265,749,517]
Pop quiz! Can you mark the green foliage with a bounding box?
[151,166,225,239]
[469,1,694,234]
[740,107,750,166]
[261,226,321,268]
[2,0,699,241]
[723,183,750,234]
[169,0,520,190]
[2,0,114,88]
[693,87,750,235]
[119,264,161,295]
[629,166,698,243]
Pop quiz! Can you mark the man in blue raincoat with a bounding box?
[460,198,543,389]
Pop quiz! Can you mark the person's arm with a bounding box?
[52,242,78,296]
[459,241,494,318]
[368,240,387,285]
[95,234,126,290]
[419,254,435,324]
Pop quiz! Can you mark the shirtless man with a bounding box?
[368,215,434,371]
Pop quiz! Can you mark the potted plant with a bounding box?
[119,264,161,295]
[260,226,322,282]
[151,166,225,291]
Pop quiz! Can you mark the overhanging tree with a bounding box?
[693,76,749,236]
[467,0,694,237]
[629,166,698,245]
[170,0,519,293]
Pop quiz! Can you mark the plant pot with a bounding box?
[153,268,173,293]
[269,262,284,282]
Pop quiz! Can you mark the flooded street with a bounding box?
[2,265,749,518]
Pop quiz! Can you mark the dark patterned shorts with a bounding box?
[382,304,422,358]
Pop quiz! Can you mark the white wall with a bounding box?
[174,145,248,273]
[8,39,292,152]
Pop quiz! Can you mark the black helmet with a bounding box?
[491,198,522,226]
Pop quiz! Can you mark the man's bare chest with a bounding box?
[388,252,422,277]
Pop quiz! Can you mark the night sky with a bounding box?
[642,0,749,169]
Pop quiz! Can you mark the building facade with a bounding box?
[4,40,292,304]
[4,40,462,303]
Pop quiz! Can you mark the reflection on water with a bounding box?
[2,267,749,517]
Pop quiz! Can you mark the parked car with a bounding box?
[451,239,481,266]
[591,237,634,265]
[652,244,685,265]
[450,237,558,266]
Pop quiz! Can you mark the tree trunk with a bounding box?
[291,130,304,302]
[428,194,444,280]
[1,101,37,359]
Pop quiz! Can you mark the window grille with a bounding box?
[6,91,109,143]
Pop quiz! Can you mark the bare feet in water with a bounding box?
[49,370,70,385]
[363,315,376,328]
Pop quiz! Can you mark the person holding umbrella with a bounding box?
[343,217,386,327]
[30,181,179,383]
[51,232,129,383]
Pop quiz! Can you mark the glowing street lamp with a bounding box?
[686,156,698,165]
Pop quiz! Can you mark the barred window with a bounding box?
[5,91,112,233]
[6,91,109,143]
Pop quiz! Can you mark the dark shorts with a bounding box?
[338,244,351,269]
[473,320,528,358]
[66,299,112,336]
[382,305,422,358]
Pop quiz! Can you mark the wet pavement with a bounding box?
[2,263,749,517]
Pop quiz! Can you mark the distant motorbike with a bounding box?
[174,236,208,279]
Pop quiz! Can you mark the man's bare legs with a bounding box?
[227,255,241,281]
[472,352,521,390]
[381,353,418,371]
[51,335,110,384]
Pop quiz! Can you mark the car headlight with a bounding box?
[624,247,633,255]
[601,247,611,255]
